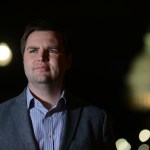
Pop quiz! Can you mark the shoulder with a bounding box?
[0,97,17,111]
[66,92,110,120]
[0,88,26,113]
[81,101,109,120]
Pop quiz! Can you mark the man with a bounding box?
[0,19,116,150]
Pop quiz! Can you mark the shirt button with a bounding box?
[47,134,51,139]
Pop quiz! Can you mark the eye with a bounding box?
[48,48,59,54]
[29,48,38,53]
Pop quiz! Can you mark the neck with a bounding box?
[28,82,63,107]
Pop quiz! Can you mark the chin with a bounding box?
[34,77,49,83]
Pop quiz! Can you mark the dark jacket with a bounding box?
[0,88,116,150]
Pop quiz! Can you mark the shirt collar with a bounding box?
[26,86,66,110]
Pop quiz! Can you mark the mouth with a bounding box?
[34,66,49,71]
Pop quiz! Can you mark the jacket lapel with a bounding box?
[59,93,83,150]
[10,90,38,150]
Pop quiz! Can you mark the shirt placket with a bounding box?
[43,115,54,150]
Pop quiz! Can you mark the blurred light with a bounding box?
[125,30,150,111]
[0,42,12,67]
[116,138,131,150]
[139,129,150,142]
[138,144,149,150]
[143,33,150,50]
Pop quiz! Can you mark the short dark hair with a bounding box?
[20,19,71,55]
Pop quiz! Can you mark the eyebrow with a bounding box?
[26,46,39,50]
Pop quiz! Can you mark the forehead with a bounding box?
[27,31,62,42]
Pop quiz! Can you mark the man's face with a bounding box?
[23,31,71,86]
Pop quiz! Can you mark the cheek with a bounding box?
[23,57,32,71]
[50,57,61,66]
[23,60,28,74]
[23,58,28,68]
[49,59,63,73]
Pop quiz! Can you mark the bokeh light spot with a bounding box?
[116,138,131,150]
[0,42,12,67]
[139,129,150,142]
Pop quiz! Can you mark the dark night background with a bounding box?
[0,1,150,149]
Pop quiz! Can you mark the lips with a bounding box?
[34,66,49,71]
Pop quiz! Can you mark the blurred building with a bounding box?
[125,25,150,112]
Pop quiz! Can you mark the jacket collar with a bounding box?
[59,92,83,150]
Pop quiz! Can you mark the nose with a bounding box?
[37,50,49,62]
